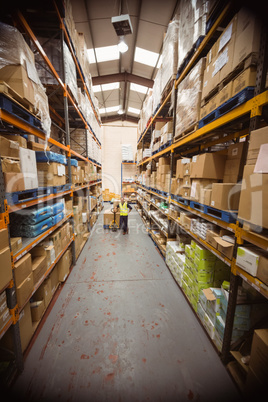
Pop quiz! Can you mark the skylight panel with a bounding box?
[95,45,120,62]
[101,82,120,91]
[128,106,140,115]
[105,105,120,113]
[134,47,159,67]
[87,49,96,64]
[93,85,102,93]
[130,83,148,94]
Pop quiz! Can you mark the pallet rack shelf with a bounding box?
[0,1,103,384]
[136,0,268,377]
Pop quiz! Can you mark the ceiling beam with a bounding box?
[92,72,153,88]
[101,114,139,124]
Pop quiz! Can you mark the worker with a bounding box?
[117,196,132,235]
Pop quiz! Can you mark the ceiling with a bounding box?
[70,0,180,124]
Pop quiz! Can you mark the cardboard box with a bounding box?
[206,229,219,249]
[33,277,52,308]
[218,38,236,82]
[176,158,191,179]
[10,237,22,255]
[247,126,268,164]
[0,65,35,105]
[3,172,25,193]
[0,228,9,251]
[217,81,233,107]
[16,272,34,308]
[233,9,261,69]
[103,211,120,226]
[0,247,13,290]
[1,158,21,173]
[50,264,59,295]
[1,134,27,148]
[215,237,234,260]
[0,307,10,332]
[190,179,214,202]
[14,253,32,287]
[248,329,268,384]
[27,141,49,152]
[202,189,212,206]
[32,255,47,285]
[49,229,62,258]
[0,136,20,158]
[57,249,72,282]
[236,246,268,284]
[211,183,241,211]
[37,162,66,187]
[30,300,45,322]
[19,301,33,352]
[190,153,226,180]
[238,164,268,228]
[232,67,257,97]
[31,243,55,269]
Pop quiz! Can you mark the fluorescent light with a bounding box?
[128,106,140,115]
[130,82,148,94]
[118,36,128,53]
[134,47,159,67]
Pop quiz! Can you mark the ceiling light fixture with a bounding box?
[118,36,128,53]
[118,105,124,115]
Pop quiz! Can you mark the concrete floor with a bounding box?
[12,207,241,402]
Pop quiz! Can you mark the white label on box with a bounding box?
[211,200,215,206]
[192,156,198,163]
[231,148,238,157]
[213,47,229,77]
[254,144,268,173]
[57,164,65,176]
[218,23,233,53]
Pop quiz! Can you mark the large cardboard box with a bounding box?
[232,67,257,97]
[16,272,34,308]
[1,134,27,148]
[238,164,268,228]
[33,277,52,308]
[49,229,62,258]
[236,246,268,285]
[0,307,10,333]
[0,247,13,290]
[1,158,21,173]
[217,81,233,107]
[176,158,191,179]
[37,162,66,187]
[103,211,120,226]
[19,301,34,352]
[30,243,55,269]
[215,237,234,260]
[14,253,32,287]
[211,183,241,211]
[31,255,47,285]
[10,237,22,255]
[3,172,25,193]
[0,65,35,105]
[233,9,261,69]
[0,136,20,158]
[57,249,72,282]
[30,300,45,322]
[0,228,9,251]
[190,179,214,202]
[247,329,268,386]
[191,153,226,180]
[247,126,268,164]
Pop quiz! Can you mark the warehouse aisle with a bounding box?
[12,207,241,402]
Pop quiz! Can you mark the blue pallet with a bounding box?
[190,200,237,223]
[0,94,42,131]
[52,183,72,194]
[199,87,255,128]
[174,195,191,206]
[158,140,172,153]
[6,187,53,205]
[103,225,110,229]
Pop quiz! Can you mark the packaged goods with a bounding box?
[211,183,241,211]
[191,153,226,180]
[161,18,179,92]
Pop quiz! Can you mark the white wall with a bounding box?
[102,120,138,195]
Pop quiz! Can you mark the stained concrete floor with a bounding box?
[12,207,241,402]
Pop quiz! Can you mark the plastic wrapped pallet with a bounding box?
[0,23,51,137]
[152,66,162,113]
[175,58,205,137]
[178,0,209,71]
[161,18,179,94]
[122,144,133,162]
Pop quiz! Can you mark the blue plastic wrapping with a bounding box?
[52,202,64,215]
[10,217,53,237]
[10,205,53,225]
[71,159,78,167]
[35,151,67,165]
[52,211,64,225]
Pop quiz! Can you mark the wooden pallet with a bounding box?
[161,75,176,102]
[201,53,258,106]
[174,123,198,142]
[0,81,35,113]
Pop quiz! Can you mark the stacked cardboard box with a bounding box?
[37,162,66,187]
[0,228,13,291]
[236,246,268,285]
[238,126,268,229]
[176,158,191,197]
[0,292,11,333]
[14,253,33,309]
[246,329,268,393]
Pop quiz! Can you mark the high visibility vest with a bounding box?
[119,202,128,216]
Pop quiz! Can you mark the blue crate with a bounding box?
[199,87,255,128]
[10,205,53,226]
[35,151,67,165]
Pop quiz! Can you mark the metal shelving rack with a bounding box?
[0,1,102,384]
[136,1,268,369]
